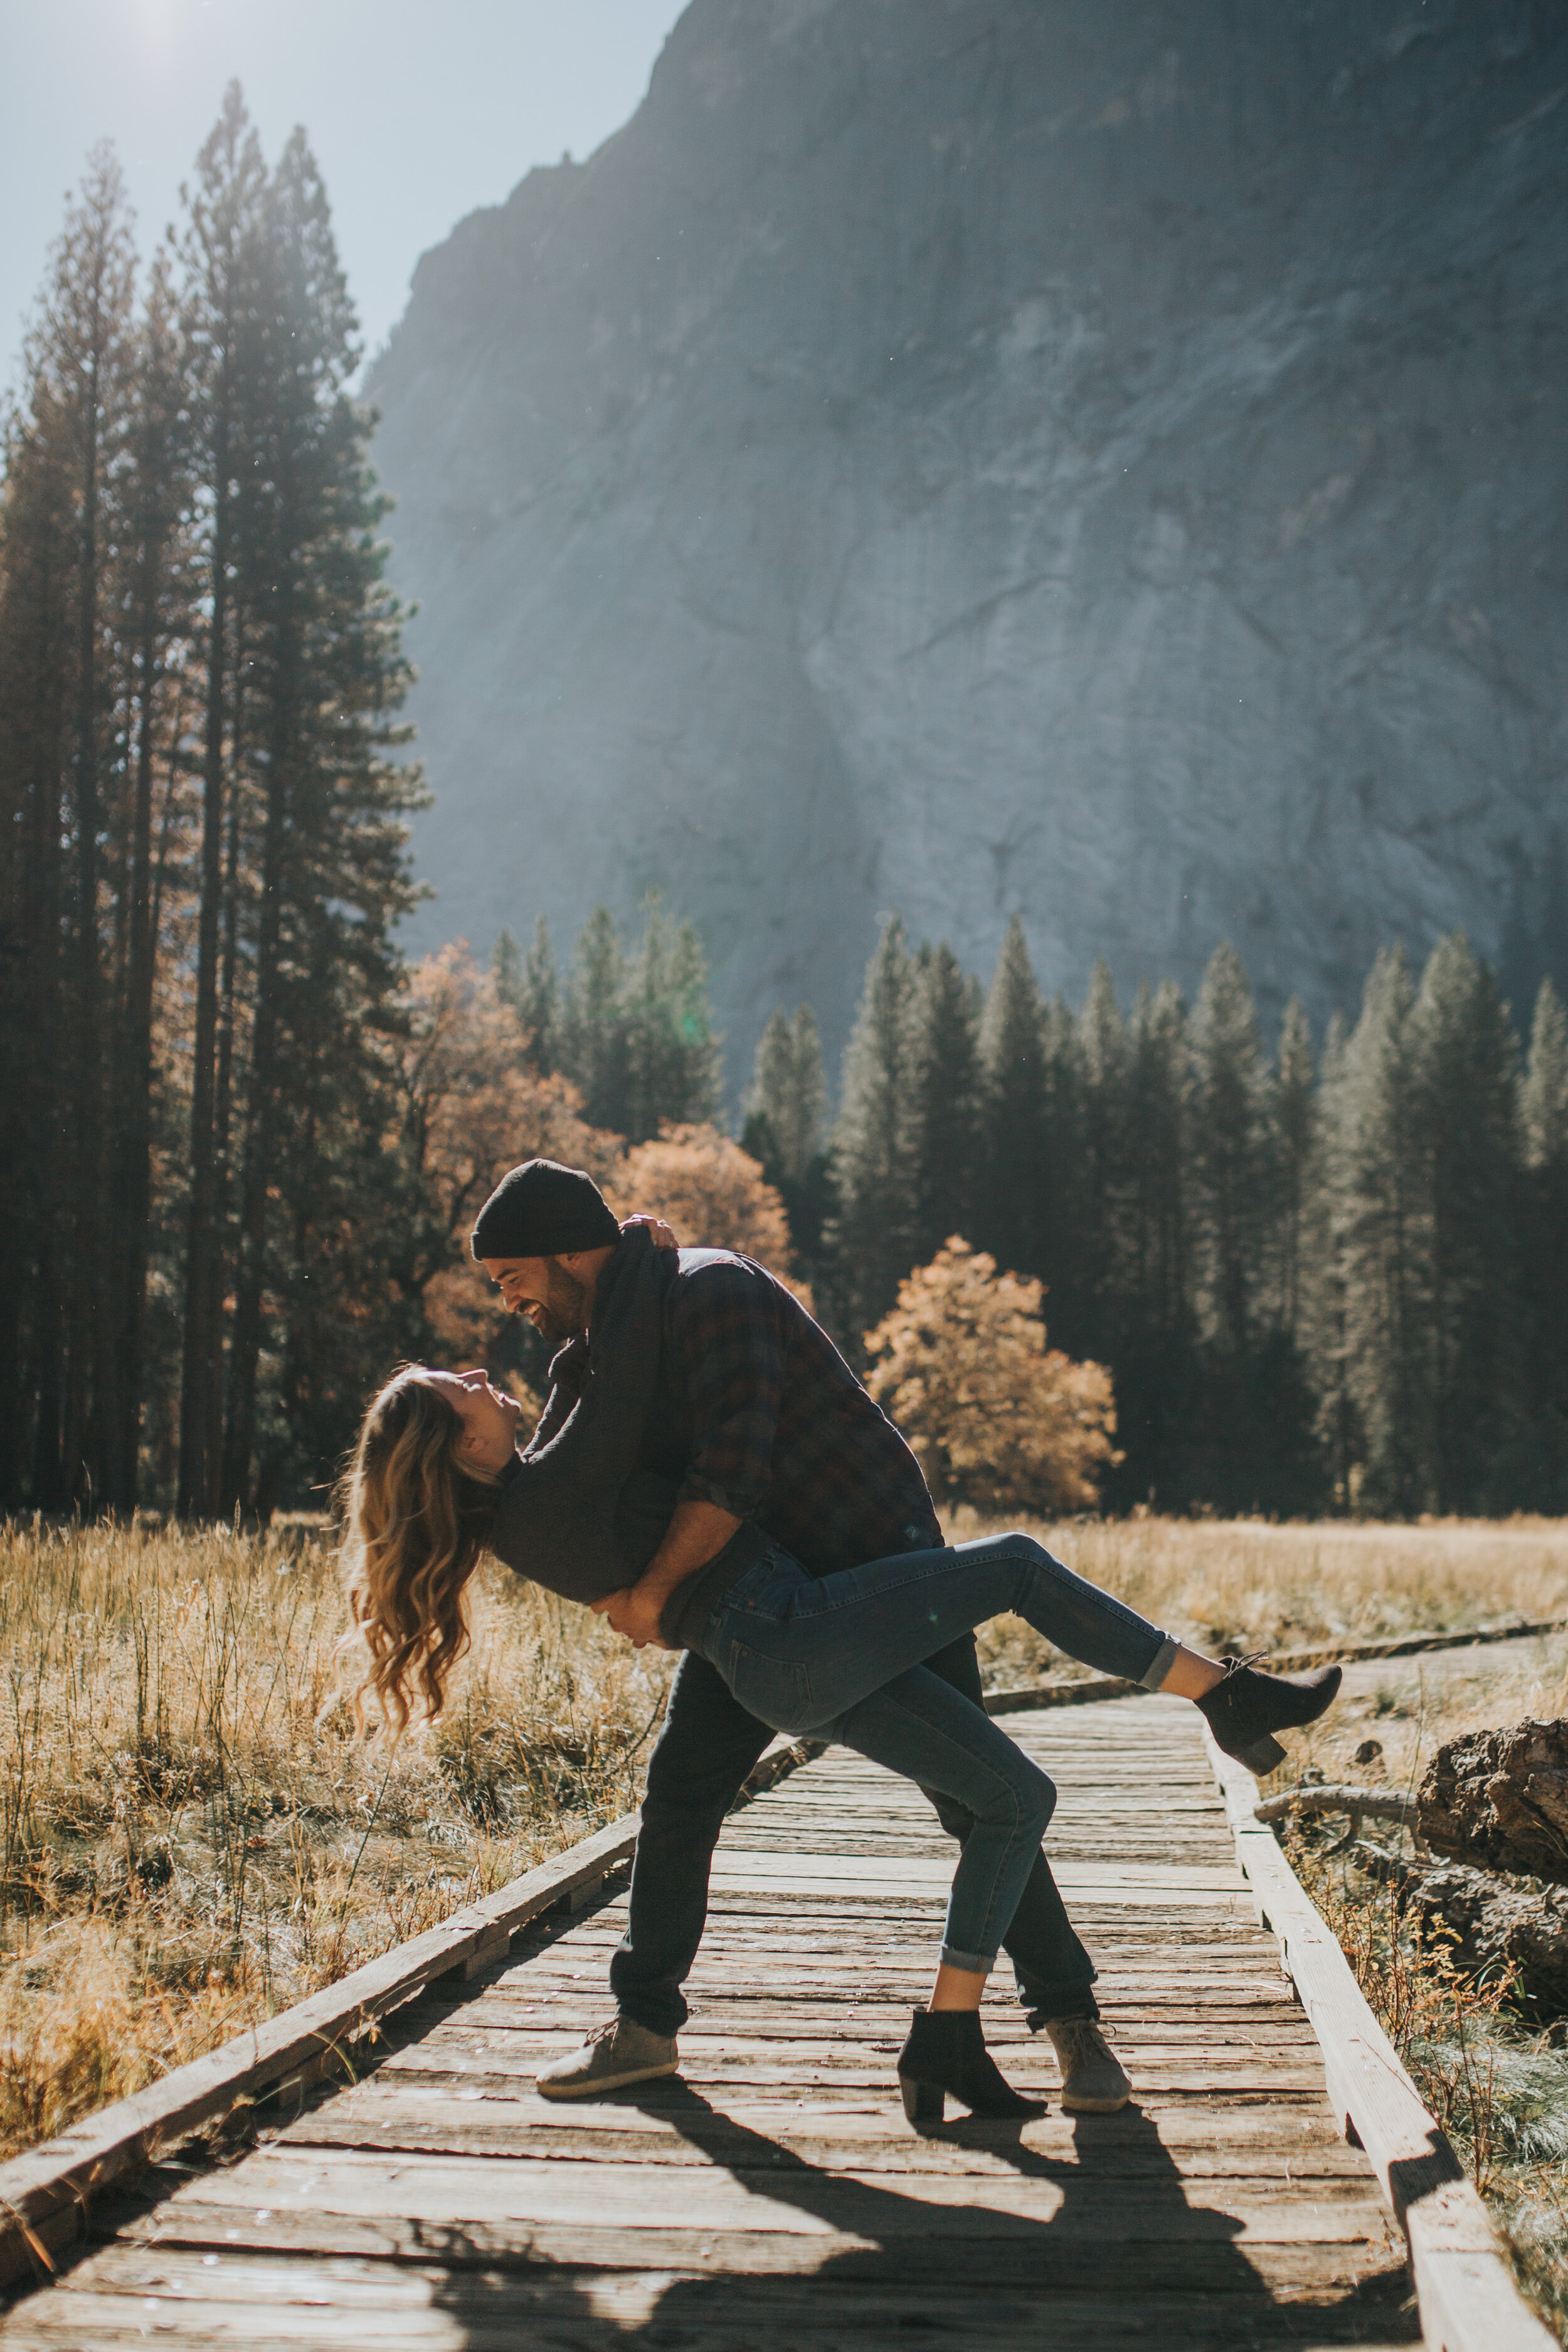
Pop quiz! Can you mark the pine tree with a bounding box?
[1543,829,1568,1012]
[520,916,560,1073]
[1125,978,1190,1338]
[830,913,919,1334]
[491,928,522,1015]
[110,245,194,1509]
[1308,1012,1359,1506]
[1333,947,1435,1513]
[558,905,630,1132]
[1074,961,1129,1345]
[909,940,983,1263]
[0,145,140,1508]
[1517,980,1568,1504]
[1189,943,1273,1353]
[741,1005,829,1263]
[554,899,721,1143]
[623,898,722,1142]
[1411,933,1520,1510]
[1523,978,1568,1168]
[1037,993,1090,1350]
[1103,978,1202,1510]
[217,123,423,1508]
[0,379,77,1503]
[744,1006,826,1182]
[1273,999,1316,1342]
[176,83,270,1514]
[493,915,559,1073]
[975,916,1046,1281]
[53,148,140,1506]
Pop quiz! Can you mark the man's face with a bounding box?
[481,1254,595,1346]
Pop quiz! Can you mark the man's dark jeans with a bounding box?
[609,1635,1098,2036]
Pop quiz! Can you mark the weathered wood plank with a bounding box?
[167,2143,1400,2242]
[0,1735,822,2291]
[0,2257,1421,2352]
[1205,1724,1556,2352]
[114,2200,1405,2289]
[0,1695,1442,2348]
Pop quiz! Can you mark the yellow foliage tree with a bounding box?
[864,1237,1120,1516]
[401,944,622,1357]
[607,1123,811,1310]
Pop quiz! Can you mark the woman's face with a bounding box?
[424,1369,522,1476]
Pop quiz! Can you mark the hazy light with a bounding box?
[4,1,687,377]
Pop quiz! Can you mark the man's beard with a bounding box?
[530,1263,593,1347]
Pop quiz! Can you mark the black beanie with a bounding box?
[470,1159,621,1262]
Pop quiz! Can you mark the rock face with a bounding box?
[368,0,1568,1083]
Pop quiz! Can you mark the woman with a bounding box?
[341,1235,1338,2123]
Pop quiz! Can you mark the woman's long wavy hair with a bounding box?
[339,1368,505,1735]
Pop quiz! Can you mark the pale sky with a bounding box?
[3,0,689,384]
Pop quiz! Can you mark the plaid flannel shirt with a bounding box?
[640,1246,940,1577]
[535,1243,938,1577]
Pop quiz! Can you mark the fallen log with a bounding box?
[1353,1841,1568,2019]
[1416,1717,1568,1884]
[1255,1782,1419,1841]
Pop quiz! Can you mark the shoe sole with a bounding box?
[1059,2087,1132,2113]
[536,2058,679,2102]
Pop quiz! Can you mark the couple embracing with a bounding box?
[343,1157,1339,2125]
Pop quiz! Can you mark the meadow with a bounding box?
[1,1508,1567,2324]
[964,1509,1568,1685]
[0,1517,673,2159]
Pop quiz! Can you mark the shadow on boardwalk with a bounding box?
[412,2080,1418,2349]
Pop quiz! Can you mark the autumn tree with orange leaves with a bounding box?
[607,1123,810,1309]
[864,1237,1120,1516]
[398,944,621,1359]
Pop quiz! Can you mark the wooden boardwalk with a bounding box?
[0,1692,1434,2349]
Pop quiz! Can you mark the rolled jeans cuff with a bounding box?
[940,1941,999,1974]
[1139,1634,1180,1692]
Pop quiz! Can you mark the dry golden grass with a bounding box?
[955,1510,1568,1688]
[0,1518,672,2161]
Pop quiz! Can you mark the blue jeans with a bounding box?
[610,1635,1103,2035]
[691,1532,1177,1973]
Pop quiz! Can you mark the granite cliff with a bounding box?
[367,0,1568,1081]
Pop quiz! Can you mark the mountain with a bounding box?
[366,0,1568,1084]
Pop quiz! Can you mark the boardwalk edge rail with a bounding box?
[1202,1724,1555,2352]
[0,1730,823,2293]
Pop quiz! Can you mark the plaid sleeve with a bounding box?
[669,1260,789,1518]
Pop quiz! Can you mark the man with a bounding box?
[472,1156,1131,2113]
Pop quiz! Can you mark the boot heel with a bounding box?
[901,2075,944,2126]
[1237,1733,1287,1774]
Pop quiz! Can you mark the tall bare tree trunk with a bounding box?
[177,87,263,1518]
[178,463,228,1518]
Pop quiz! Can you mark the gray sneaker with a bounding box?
[1044,2017,1131,2113]
[536,2015,679,2100]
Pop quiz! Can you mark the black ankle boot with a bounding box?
[896,2008,1043,2126]
[1197,1656,1343,1774]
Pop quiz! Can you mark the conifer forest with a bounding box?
[3,98,1565,1527]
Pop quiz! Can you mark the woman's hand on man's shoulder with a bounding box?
[620,1213,679,1251]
